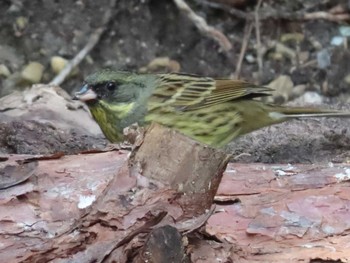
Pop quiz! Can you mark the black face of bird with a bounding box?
[93,81,118,100]
[76,81,143,108]
[73,81,117,103]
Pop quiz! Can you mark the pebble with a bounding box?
[21,62,44,83]
[317,49,331,69]
[50,56,67,74]
[0,64,11,77]
[266,75,294,103]
[344,73,350,84]
[295,91,324,105]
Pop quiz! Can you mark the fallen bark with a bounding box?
[1,115,350,262]
[1,150,350,261]
[0,124,230,262]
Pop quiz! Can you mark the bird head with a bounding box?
[73,70,154,106]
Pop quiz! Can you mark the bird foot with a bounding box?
[103,142,133,151]
[232,152,251,160]
[123,123,146,148]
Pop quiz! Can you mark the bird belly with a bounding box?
[145,104,243,147]
[145,101,287,147]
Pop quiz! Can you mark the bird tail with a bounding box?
[269,106,350,119]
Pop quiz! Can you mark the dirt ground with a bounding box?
[1,0,350,162]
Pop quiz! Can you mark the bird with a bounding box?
[73,69,350,148]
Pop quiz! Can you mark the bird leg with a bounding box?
[123,123,146,150]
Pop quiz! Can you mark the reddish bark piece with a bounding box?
[207,163,350,262]
[0,161,38,189]
[0,151,128,262]
[2,125,349,262]
[0,124,230,262]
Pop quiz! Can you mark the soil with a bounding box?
[0,0,350,162]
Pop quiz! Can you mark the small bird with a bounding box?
[73,70,350,148]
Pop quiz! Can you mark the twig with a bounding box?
[173,0,232,51]
[232,152,251,161]
[303,11,350,22]
[176,205,216,234]
[254,0,263,84]
[198,0,350,22]
[299,59,317,68]
[232,22,253,79]
[49,0,116,86]
[49,27,104,86]
[194,0,249,20]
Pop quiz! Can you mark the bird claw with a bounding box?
[103,143,132,151]
[123,123,145,148]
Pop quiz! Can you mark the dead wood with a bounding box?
[0,123,230,262]
[129,123,231,217]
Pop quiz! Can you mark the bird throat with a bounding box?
[89,100,136,142]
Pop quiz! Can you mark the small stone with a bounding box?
[331,36,344,46]
[269,52,283,61]
[280,33,304,43]
[298,51,309,64]
[317,49,331,69]
[16,16,28,31]
[50,56,68,74]
[85,55,93,65]
[291,84,306,98]
[275,43,296,60]
[294,91,324,105]
[139,57,181,73]
[21,62,44,83]
[245,54,255,63]
[0,64,11,77]
[50,56,78,78]
[339,26,350,37]
[8,3,23,13]
[344,74,350,84]
[266,75,294,103]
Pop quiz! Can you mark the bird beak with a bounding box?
[72,84,97,102]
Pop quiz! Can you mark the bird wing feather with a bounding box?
[151,73,272,111]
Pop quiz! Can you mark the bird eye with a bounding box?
[106,82,116,91]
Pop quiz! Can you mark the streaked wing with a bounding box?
[199,79,272,110]
[149,73,272,111]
